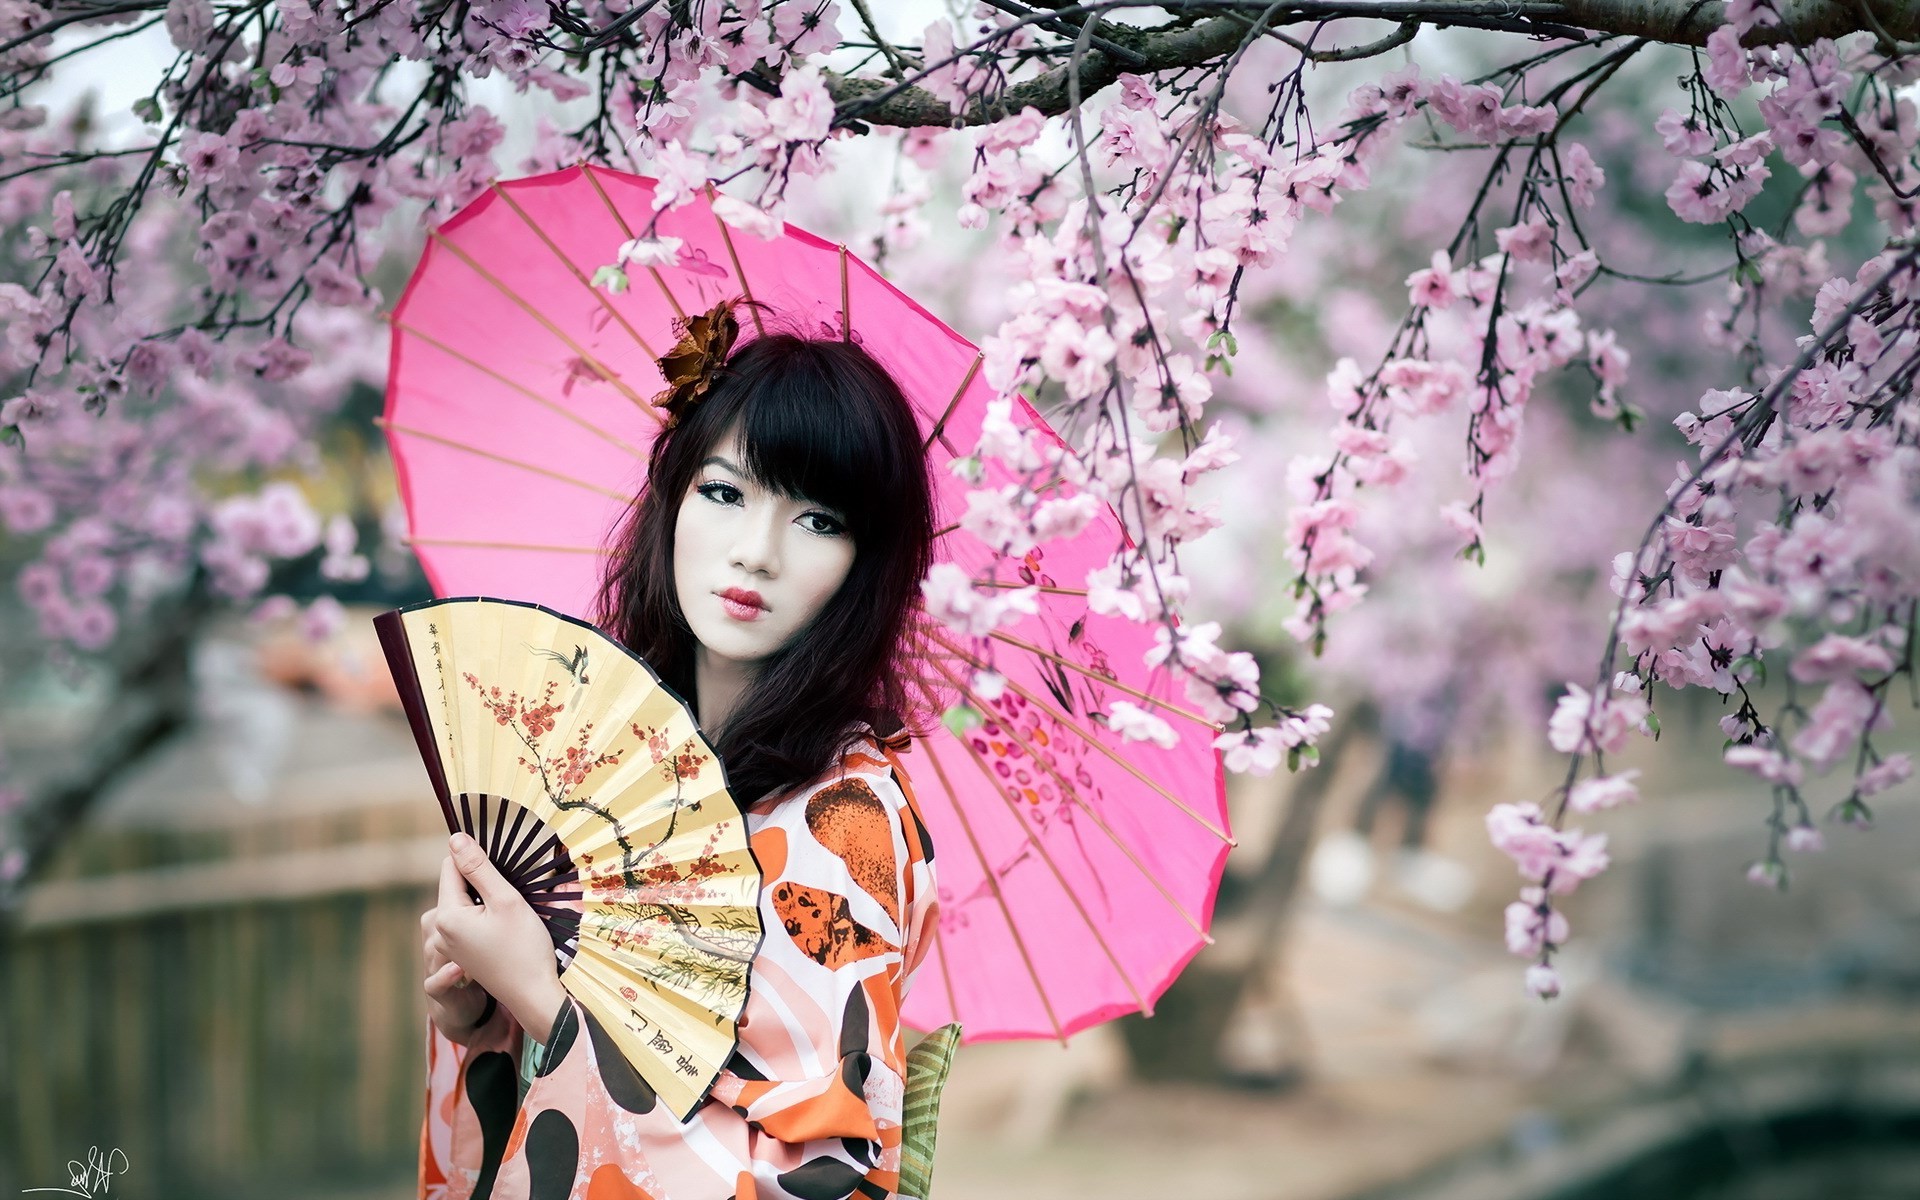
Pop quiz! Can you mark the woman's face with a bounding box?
[673,424,857,667]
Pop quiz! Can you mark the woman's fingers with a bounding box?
[437,851,474,913]
[446,832,515,908]
[423,929,451,974]
[424,959,466,996]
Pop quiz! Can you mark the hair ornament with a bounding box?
[651,297,741,428]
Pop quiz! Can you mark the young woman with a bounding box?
[415,310,941,1200]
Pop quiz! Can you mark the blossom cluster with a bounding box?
[6,1,1920,990]
[1500,5,1920,993]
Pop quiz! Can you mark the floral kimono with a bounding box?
[418,731,939,1200]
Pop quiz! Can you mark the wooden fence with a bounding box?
[1,715,444,1200]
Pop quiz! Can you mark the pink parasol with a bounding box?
[383,165,1232,1042]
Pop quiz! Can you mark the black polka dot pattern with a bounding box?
[582,1005,659,1114]
[464,1051,518,1199]
[775,1156,864,1200]
[525,1108,581,1200]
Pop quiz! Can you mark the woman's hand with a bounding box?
[421,935,491,1045]
[422,832,568,1042]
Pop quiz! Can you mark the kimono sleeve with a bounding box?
[418,999,528,1200]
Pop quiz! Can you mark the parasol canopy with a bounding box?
[384,165,1232,1042]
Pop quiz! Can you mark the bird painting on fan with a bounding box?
[529,641,591,685]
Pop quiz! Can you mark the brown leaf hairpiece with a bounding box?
[651,298,741,429]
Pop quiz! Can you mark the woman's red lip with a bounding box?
[718,588,765,610]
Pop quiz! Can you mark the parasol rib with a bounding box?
[405,536,606,555]
[704,184,766,338]
[923,655,1212,940]
[488,182,661,360]
[376,419,634,502]
[924,354,981,453]
[977,628,1224,731]
[930,681,1151,1014]
[970,579,1088,597]
[389,316,657,451]
[917,738,1067,1043]
[918,636,1218,732]
[581,164,686,322]
[426,230,653,411]
[838,244,851,341]
[898,644,958,718]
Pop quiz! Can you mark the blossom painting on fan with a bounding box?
[379,595,761,1122]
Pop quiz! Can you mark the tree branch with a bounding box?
[828,0,1919,129]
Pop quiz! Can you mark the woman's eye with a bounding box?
[696,481,742,505]
[799,512,846,537]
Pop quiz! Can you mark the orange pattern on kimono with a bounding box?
[418,730,938,1200]
[770,882,892,970]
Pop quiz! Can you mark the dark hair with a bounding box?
[592,322,937,805]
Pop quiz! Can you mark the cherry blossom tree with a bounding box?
[3,1,1917,993]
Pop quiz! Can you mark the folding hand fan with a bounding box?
[374,596,762,1121]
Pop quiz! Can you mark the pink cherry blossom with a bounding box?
[1505,900,1568,956]
[1546,683,1649,755]
[617,236,684,268]
[1789,634,1895,683]
[1525,964,1563,999]
[1725,0,1782,33]
[1666,160,1731,224]
[1656,108,1716,157]
[1214,727,1284,775]
[1792,679,1887,772]
[1794,161,1857,236]
[1746,859,1787,890]
[765,66,833,143]
[1486,801,1611,894]
[1038,317,1116,401]
[1105,700,1177,750]
[1724,744,1804,786]
[1405,249,1459,308]
[710,194,784,241]
[1030,492,1099,544]
[1784,824,1825,853]
[1568,769,1641,813]
[771,1,841,56]
[919,562,1038,637]
[179,131,240,184]
[0,485,54,534]
[1495,219,1553,263]
[1274,703,1335,749]
[648,142,709,211]
[1857,754,1913,797]
[1561,142,1605,207]
[1704,26,1753,97]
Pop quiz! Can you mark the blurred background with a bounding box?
[6,594,1918,1200]
[3,7,1919,1200]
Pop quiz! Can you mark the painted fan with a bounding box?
[374,595,762,1121]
